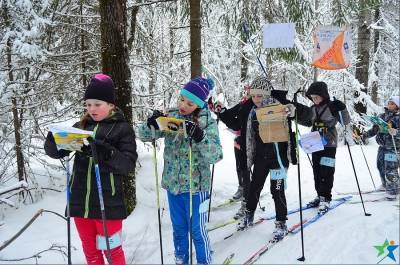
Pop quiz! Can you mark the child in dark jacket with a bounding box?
[362,96,400,199]
[138,77,223,265]
[290,81,350,213]
[233,76,296,241]
[44,74,137,265]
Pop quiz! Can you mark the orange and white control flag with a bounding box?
[311,26,352,70]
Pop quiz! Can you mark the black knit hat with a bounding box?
[305,81,330,101]
[84,74,115,104]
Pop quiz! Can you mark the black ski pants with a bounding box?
[246,159,288,222]
[311,146,337,201]
[234,146,243,186]
[234,146,251,203]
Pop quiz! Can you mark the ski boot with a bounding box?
[306,196,320,208]
[385,185,398,201]
[233,201,246,220]
[232,186,244,201]
[386,193,398,201]
[237,210,254,231]
[175,256,187,265]
[318,196,330,214]
[272,220,288,241]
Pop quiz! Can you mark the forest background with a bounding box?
[0,0,399,215]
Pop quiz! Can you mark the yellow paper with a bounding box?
[156,117,185,133]
[49,124,93,151]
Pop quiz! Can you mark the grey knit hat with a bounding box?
[249,75,272,96]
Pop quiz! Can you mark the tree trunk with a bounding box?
[80,1,87,87]
[148,48,156,107]
[99,0,133,123]
[371,6,380,104]
[354,3,371,114]
[99,0,135,214]
[240,40,248,83]
[313,0,319,82]
[239,1,249,85]
[4,3,25,182]
[189,0,202,78]
[166,14,176,110]
[127,6,139,52]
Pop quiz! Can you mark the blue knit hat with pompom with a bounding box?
[180,77,214,108]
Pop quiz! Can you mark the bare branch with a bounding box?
[128,0,177,9]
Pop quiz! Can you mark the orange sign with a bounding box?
[312,26,352,70]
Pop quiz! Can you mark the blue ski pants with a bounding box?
[167,191,212,264]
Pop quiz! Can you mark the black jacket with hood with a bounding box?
[295,82,350,147]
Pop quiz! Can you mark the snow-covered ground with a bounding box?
[0,122,399,264]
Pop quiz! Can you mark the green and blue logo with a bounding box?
[374,239,399,264]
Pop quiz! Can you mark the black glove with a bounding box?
[185,121,205,143]
[331,99,346,112]
[44,132,69,158]
[271,90,291,105]
[208,98,226,114]
[46,131,55,143]
[147,110,166,130]
[87,137,116,161]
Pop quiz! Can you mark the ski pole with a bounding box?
[208,118,219,222]
[338,111,371,216]
[242,22,268,78]
[355,137,377,190]
[89,140,113,265]
[207,163,215,222]
[293,88,305,261]
[65,156,72,265]
[151,126,164,264]
[188,136,194,265]
[388,123,400,176]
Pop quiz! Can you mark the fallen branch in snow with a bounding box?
[0,197,15,207]
[0,181,28,196]
[0,244,69,263]
[0,209,66,252]
[4,187,62,201]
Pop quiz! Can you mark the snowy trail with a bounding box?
[0,122,399,264]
